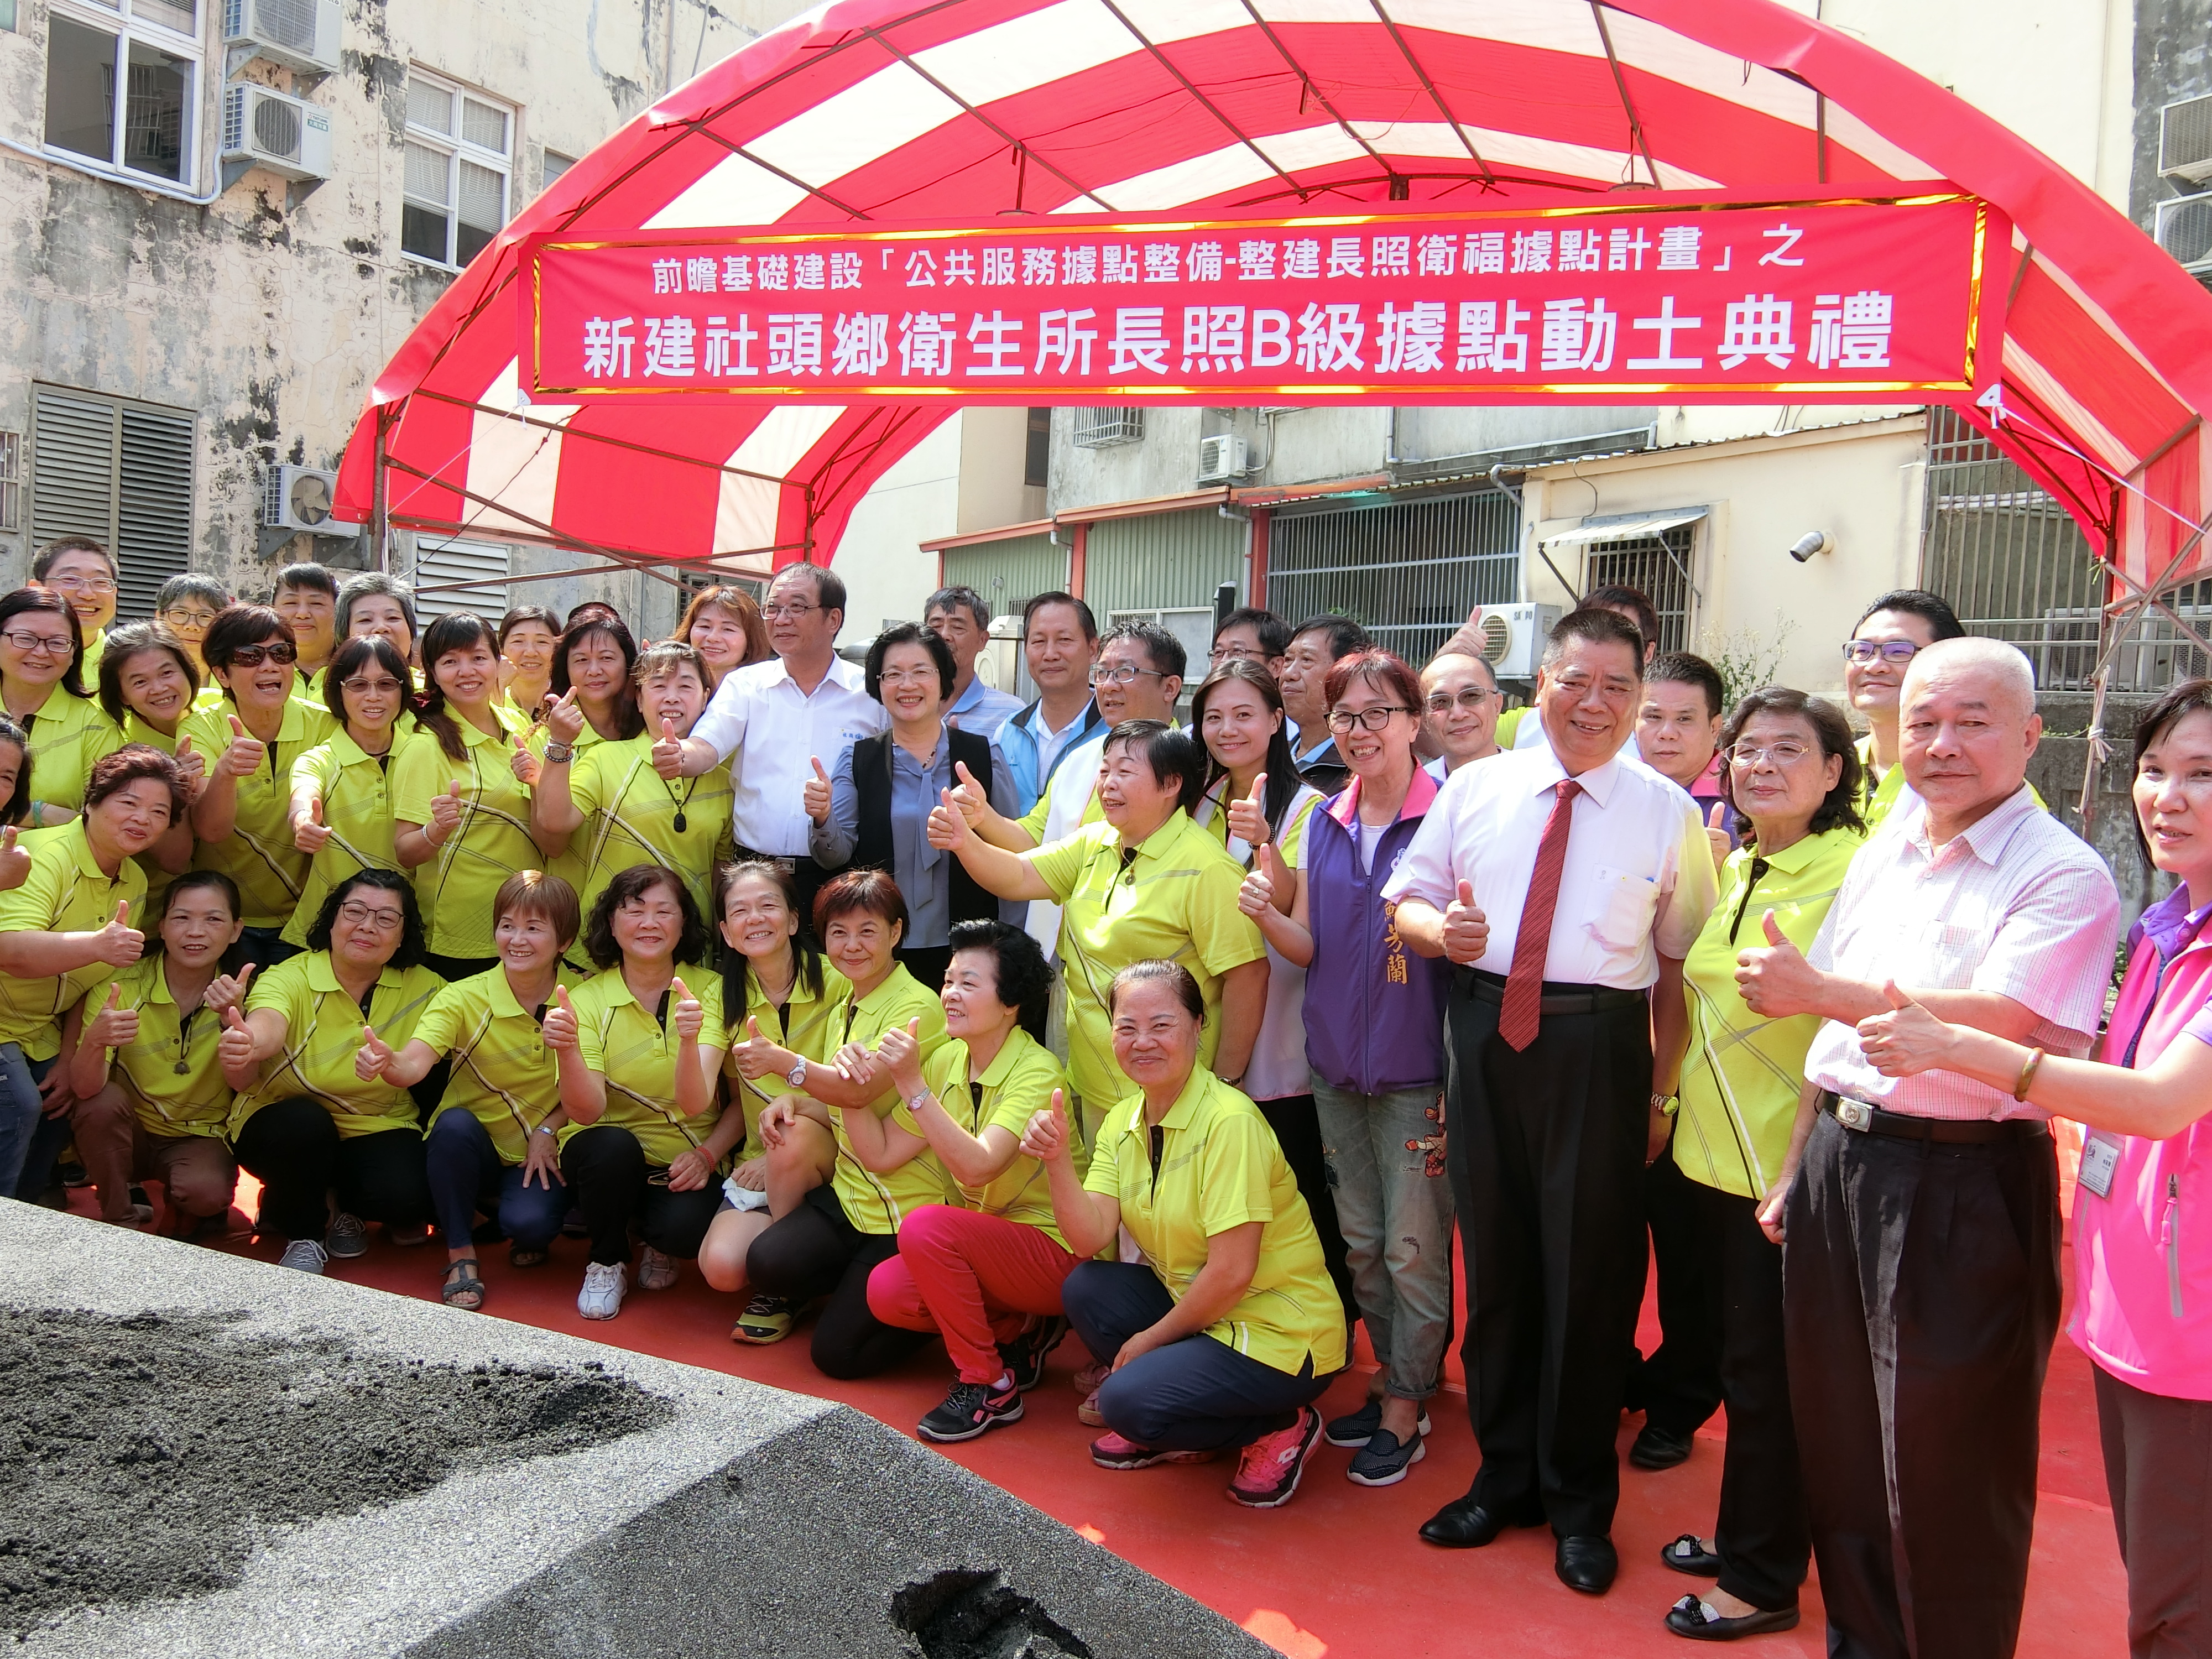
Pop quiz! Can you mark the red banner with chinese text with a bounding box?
[520,190,2002,405]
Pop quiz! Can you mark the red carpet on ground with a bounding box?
[80,1176,2128,1659]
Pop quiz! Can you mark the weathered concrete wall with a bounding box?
[2130,0,2212,228]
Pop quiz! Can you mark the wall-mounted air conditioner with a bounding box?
[222,85,332,183]
[1463,603,1561,680]
[2161,94,2212,184]
[263,466,357,535]
[1196,434,1248,483]
[2156,195,2212,274]
[225,0,342,76]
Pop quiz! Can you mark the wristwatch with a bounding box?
[542,740,575,764]
[785,1057,808,1088]
[533,1124,557,1138]
[1651,1092,1679,1118]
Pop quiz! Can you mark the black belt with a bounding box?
[1819,1091,2049,1145]
[1459,967,1646,1016]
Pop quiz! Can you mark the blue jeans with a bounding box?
[424,1109,568,1253]
[1312,1076,1456,1402]
[0,1045,61,1198]
[1063,1260,1328,1452]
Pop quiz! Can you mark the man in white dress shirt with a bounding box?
[660,562,886,922]
[1385,608,1717,1594]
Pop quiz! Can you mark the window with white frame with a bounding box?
[44,0,204,186]
[401,69,512,270]
[0,432,20,533]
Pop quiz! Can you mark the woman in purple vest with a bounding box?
[1239,648,1454,1489]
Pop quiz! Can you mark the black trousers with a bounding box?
[1446,971,1652,1538]
[748,1184,930,1380]
[1629,1147,1724,1436]
[558,1124,720,1267]
[233,1097,431,1243]
[897,945,953,995]
[1684,1177,1808,1613]
[1783,1110,2060,1659]
[2096,1362,2212,1659]
[1258,1093,1357,1330]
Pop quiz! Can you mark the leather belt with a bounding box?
[1460,968,1646,1016]
[1819,1091,2049,1145]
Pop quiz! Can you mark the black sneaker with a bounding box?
[1347,1427,1428,1487]
[999,1314,1070,1393]
[919,1378,1025,1443]
[1325,1399,1433,1448]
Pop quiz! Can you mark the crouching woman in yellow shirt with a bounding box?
[1025,959,1347,1510]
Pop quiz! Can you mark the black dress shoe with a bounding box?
[1630,1423,1695,1470]
[1418,1494,1546,1548]
[1658,1533,1723,1576]
[1665,1594,1802,1640]
[1556,1535,1619,1594]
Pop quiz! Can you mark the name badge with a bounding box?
[2077,1130,2123,1201]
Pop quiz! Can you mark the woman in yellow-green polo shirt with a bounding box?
[221,869,445,1274]
[1031,959,1345,1511]
[542,863,733,1323]
[1654,688,1865,1641]
[285,636,420,950]
[862,920,1077,1444]
[92,620,211,877]
[1,587,116,827]
[741,869,948,1376]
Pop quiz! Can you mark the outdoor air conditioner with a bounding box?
[262,466,358,536]
[222,85,332,182]
[223,0,341,75]
[2156,195,2212,274]
[1464,602,1561,680]
[2161,93,2212,184]
[1196,434,1248,483]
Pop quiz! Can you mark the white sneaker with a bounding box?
[637,1245,679,1291]
[278,1239,329,1274]
[577,1261,627,1320]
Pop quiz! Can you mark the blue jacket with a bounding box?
[999,697,1106,817]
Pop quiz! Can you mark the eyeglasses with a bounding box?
[1090,663,1166,686]
[761,602,818,620]
[1426,688,1494,714]
[877,668,940,688]
[163,610,218,629]
[339,676,404,696]
[337,901,405,930]
[1209,645,1269,665]
[44,575,115,595]
[1725,740,1815,768]
[225,641,299,667]
[1328,705,1412,733]
[1843,639,1921,665]
[1,630,73,656]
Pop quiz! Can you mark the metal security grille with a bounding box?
[1918,406,2106,688]
[411,535,511,621]
[1267,491,1520,666]
[1072,409,1142,447]
[29,384,194,620]
[1583,528,1694,653]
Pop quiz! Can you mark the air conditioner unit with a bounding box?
[224,0,341,75]
[2156,195,2212,273]
[222,85,332,182]
[1196,434,1248,483]
[1464,602,1561,681]
[2161,93,2212,184]
[263,466,358,536]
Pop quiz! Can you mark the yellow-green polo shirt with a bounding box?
[1026,808,1266,1109]
[392,704,536,960]
[180,695,336,929]
[230,950,444,1138]
[0,821,146,1059]
[721,957,853,1162]
[81,955,233,1139]
[527,721,611,909]
[564,964,726,1167]
[564,733,735,924]
[894,1025,1071,1248]
[1676,825,1864,1198]
[824,965,949,1235]
[1083,1070,1346,1378]
[18,687,117,817]
[416,966,570,1164]
[284,727,421,947]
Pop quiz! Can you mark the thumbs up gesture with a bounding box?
[428,778,466,844]
[927,785,971,853]
[671,975,703,1041]
[803,756,833,825]
[88,982,139,1049]
[729,1014,786,1081]
[1441,878,1489,966]
[1237,862,1275,919]
[1734,909,1823,1018]
[509,730,541,787]
[294,795,333,853]
[545,686,585,745]
[542,985,580,1051]
[1854,979,1953,1077]
[215,713,264,781]
[1020,1087,1072,1164]
[1226,770,1270,850]
[93,900,145,967]
[943,759,988,827]
[0,823,28,891]
[205,961,256,1016]
[1704,800,1733,873]
[651,718,686,780]
[355,1022,396,1082]
[876,1014,925,1095]
[217,1004,257,1074]
[173,734,207,795]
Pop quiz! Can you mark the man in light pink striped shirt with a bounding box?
[1734,637,2119,1659]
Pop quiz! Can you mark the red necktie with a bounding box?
[1499,778,1581,1051]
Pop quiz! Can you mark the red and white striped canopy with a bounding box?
[334,0,2212,592]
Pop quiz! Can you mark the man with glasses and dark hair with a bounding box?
[1420,648,1503,779]
[925,585,1024,738]
[31,536,119,676]
[662,562,884,921]
[1210,607,1292,676]
[1000,592,1103,817]
[1844,588,1965,830]
[1280,616,1371,791]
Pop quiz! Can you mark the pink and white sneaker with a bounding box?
[1227,1406,1323,1508]
[1089,1432,1218,1470]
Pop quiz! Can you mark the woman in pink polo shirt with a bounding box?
[1857,676,2212,1659]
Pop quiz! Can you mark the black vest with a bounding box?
[851,728,995,928]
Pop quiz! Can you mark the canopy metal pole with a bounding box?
[371,405,393,576]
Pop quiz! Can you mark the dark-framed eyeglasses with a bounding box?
[1843,639,1920,665]
[1327,705,1412,734]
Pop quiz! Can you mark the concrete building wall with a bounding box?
[2128,0,2212,230]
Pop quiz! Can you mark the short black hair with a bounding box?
[0,716,31,827]
[1022,591,1097,641]
[1853,588,1965,643]
[96,621,200,727]
[274,562,340,599]
[865,622,956,702]
[497,604,562,649]
[306,869,427,970]
[31,536,116,582]
[1291,615,1370,662]
[948,918,1053,1044]
[776,563,847,615]
[1545,607,1647,676]
[0,588,89,698]
[322,635,414,728]
[1102,720,1206,813]
[1583,584,1661,651]
[201,604,292,696]
[1099,620,1185,681]
[582,864,712,972]
[1647,652,1726,720]
[145,871,251,980]
[1214,607,1291,658]
[924,585,989,630]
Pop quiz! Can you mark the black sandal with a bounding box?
[509,1243,549,1269]
[441,1258,486,1310]
[1660,1533,1723,1577]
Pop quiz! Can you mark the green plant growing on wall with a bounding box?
[1698,613,1800,712]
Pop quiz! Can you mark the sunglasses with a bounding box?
[225,641,299,667]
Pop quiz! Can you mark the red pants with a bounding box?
[867,1204,1078,1384]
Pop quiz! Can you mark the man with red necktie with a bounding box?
[1386,608,1718,1595]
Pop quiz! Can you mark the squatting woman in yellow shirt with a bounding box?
[285,636,418,951]
[1027,958,1346,1511]
[541,864,733,1323]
